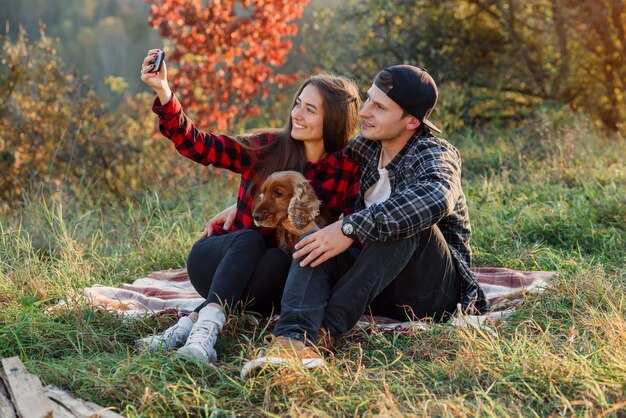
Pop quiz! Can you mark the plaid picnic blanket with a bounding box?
[53,267,555,331]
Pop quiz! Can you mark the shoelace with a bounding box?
[163,323,185,336]
[186,321,219,345]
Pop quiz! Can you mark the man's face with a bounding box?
[358,84,413,142]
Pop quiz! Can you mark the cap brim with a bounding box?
[423,118,442,134]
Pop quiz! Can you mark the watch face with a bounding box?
[342,222,355,236]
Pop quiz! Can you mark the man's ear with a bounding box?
[406,116,421,131]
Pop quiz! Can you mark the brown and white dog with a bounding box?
[251,171,326,253]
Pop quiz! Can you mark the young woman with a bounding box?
[136,49,361,363]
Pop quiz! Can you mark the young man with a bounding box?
[241,65,488,378]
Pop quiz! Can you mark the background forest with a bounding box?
[1,0,624,206]
[0,1,624,417]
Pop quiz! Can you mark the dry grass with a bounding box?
[1,108,624,416]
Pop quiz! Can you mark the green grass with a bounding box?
[1,108,624,417]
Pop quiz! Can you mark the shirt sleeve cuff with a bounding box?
[344,210,376,243]
[152,91,180,117]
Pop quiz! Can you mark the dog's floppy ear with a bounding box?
[287,176,320,230]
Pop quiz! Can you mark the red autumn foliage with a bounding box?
[147,0,309,130]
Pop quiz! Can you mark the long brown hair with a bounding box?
[238,74,361,191]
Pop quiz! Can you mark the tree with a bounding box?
[0,0,164,108]
[557,0,625,131]
[302,0,625,132]
[147,0,310,130]
[297,0,513,130]
[0,28,202,207]
[468,0,625,131]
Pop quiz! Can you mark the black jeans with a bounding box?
[272,225,461,345]
[186,230,291,317]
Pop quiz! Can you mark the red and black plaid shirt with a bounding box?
[153,94,359,242]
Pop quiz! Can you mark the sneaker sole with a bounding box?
[177,346,217,363]
[240,356,326,380]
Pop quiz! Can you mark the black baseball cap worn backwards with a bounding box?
[374,65,442,133]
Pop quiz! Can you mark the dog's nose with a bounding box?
[252,213,263,222]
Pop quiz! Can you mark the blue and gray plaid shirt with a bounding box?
[344,131,488,313]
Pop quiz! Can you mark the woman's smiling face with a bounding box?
[290,84,324,146]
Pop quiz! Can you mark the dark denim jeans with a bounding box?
[187,230,292,316]
[272,225,461,345]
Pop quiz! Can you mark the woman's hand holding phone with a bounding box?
[140,49,172,104]
[149,51,165,73]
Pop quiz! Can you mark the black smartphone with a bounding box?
[149,51,165,73]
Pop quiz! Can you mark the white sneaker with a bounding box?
[177,306,225,363]
[135,316,193,352]
[177,320,220,363]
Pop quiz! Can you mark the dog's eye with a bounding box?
[273,191,283,198]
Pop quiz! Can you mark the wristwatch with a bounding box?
[341,220,357,239]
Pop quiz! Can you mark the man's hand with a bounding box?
[292,220,354,267]
[200,204,237,239]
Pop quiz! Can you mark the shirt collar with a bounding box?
[383,131,422,174]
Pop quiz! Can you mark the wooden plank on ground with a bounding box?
[44,385,123,418]
[0,379,17,418]
[48,401,77,418]
[0,357,53,418]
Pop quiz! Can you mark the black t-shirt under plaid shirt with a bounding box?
[152,94,359,241]
[343,132,488,313]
